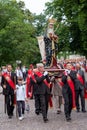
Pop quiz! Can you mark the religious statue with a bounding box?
[44,18,58,67]
[37,18,64,76]
[37,18,58,67]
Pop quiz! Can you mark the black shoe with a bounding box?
[57,110,61,114]
[11,113,13,116]
[39,109,42,114]
[66,115,71,122]
[77,109,80,112]
[66,117,71,122]
[82,110,86,113]
[43,118,48,123]
[69,116,71,120]
[8,115,12,119]
[35,111,39,115]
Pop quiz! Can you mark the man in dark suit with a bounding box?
[62,70,72,121]
[29,68,42,116]
[62,63,77,121]
[33,63,51,123]
[75,63,86,112]
[1,64,17,118]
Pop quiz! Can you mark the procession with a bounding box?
[0,0,87,129]
[0,59,87,130]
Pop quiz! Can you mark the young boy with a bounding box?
[16,77,27,120]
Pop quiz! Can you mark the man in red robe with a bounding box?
[26,64,34,99]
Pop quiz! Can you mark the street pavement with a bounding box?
[0,73,87,130]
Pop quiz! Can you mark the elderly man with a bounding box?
[33,63,51,123]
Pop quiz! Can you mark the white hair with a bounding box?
[36,63,44,68]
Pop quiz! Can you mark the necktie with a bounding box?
[8,72,11,76]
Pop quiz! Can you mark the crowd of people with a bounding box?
[0,58,87,123]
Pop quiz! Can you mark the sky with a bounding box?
[17,0,51,15]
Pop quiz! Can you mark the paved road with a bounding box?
[0,73,87,130]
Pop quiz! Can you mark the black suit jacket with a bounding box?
[69,70,84,90]
[61,74,71,93]
[34,74,50,95]
[1,72,17,95]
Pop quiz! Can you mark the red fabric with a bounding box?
[49,96,53,108]
[14,94,16,105]
[77,74,84,85]
[77,73,87,99]
[64,63,66,68]
[67,78,76,109]
[58,80,64,87]
[72,66,75,70]
[2,73,16,105]
[29,64,34,69]
[50,83,53,89]
[26,69,36,98]
[35,71,53,107]
[84,90,87,99]
[28,69,33,75]
[2,73,15,90]
[35,71,50,88]
[26,70,32,98]
[26,77,30,98]
[85,66,87,72]
[59,76,76,109]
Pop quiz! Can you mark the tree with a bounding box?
[33,13,47,36]
[0,0,40,66]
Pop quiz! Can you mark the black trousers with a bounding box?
[34,94,41,113]
[35,94,49,119]
[62,88,72,118]
[5,94,14,116]
[75,89,85,111]
[40,94,50,119]
[17,101,25,117]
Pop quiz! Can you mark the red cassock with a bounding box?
[26,69,34,98]
[26,76,30,98]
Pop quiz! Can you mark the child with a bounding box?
[16,77,27,120]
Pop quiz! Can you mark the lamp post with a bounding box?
[16,60,22,69]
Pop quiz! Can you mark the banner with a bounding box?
[37,36,46,63]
